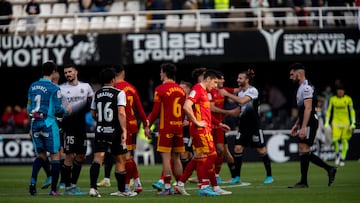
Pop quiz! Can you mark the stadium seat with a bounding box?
[52,3,67,15]
[181,14,196,27]
[118,15,133,29]
[110,1,124,13]
[263,12,275,26]
[40,4,52,16]
[200,14,212,27]
[75,17,89,31]
[135,15,147,29]
[36,18,46,32]
[104,16,119,29]
[134,138,155,166]
[61,18,75,31]
[67,3,79,14]
[125,1,140,11]
[165,15,180,28]
[14,19,27,33]
[46,18,61,31]
[12,5,24,17]
[89,16,104,30]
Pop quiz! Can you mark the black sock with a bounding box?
[31,157,45,183]
[115,171,126,192]
[227,162,236,178]
[104,153,114,179]
[300,152,310,184]
[61,164,72,187]
[43,158,51,178]
[308,152,331,171]
[51,160,61,192]
[260,153,272,177]
[90,162,100,189]
[233,152,243,177]
[59,159,65,183]
[71,160,82,185]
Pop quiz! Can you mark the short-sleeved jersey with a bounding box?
[209,87,234,123]
[147,81,185,135]
[27,78,66,127]
[60,81,94,131]
[91,86,126,137]
[237,86,261,132]
[187,83,212,134]
[296,80,318,127]
[115,81,147,134]
[326,95,356,127]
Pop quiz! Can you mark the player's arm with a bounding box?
[219,88,251,105]
[133,92,149,127]
[299,98,312,139]
[117,91,127,145]
[183,99,206,128]
[349,97,356,129]
[324,97,334,127]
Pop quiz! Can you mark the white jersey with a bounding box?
[60,81,94,114]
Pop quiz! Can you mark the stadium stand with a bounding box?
[3,0,359,35]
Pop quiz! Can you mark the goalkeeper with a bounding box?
[324,84,356,166]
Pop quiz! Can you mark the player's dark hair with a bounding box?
[203,69,222,80]
[191,67,207,83]
[62,64,78,72]
[113,64,125,75]
[289,62,305,71]
[99,68,116,85]
[160,63,177,80]
[42,61,57,76]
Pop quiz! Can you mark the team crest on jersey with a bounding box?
[57,90,62,98]
[189,90,196,98]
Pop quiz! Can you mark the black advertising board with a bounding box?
[124,28,360,64]
[0,33,123,68]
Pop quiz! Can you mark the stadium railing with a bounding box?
[0,6,358,35]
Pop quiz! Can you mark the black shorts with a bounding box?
[235,129,266,148]
[298,122,319,146]
[183,126,193,153]
[93,133,127,156]
[63,131,87,154]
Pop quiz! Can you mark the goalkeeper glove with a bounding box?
[350,123,356,129]
[324,122,330,128]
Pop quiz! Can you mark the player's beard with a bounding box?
[66,76,74,82]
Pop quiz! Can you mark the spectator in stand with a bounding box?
[291,0,307,26]
[146,0,166,30]
[214,0,231,29]
[327,0,347,26]
[269,0,287,27]
[310,0,327,26]
[0,0,13,34]
[1,105,14,133]
[238,0,255,27]
[13,105,30,132]
[25,0,40,34]
[79,0,93,12]
[90,0,113,12]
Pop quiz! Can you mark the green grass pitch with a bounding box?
[1,161,359,203]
